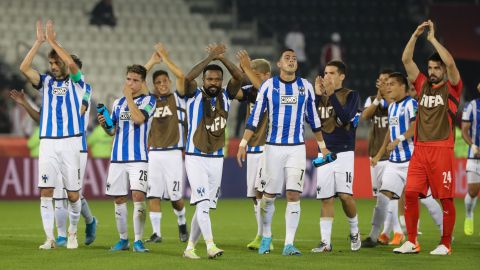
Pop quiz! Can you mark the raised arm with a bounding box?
[155,43,186,94]
[236,50,262,89]
[144,51,162,73]
[217,50,243,99]
[426,20,461,85]
[184,43,226,95]
[402,21,429,82]
[45,20,79,76]
[362,80,385,120]
[19,20,44,86]
[9,89,40,123]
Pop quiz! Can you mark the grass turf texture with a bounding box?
[0,199,478,270]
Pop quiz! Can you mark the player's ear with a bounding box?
[340,74,346,81]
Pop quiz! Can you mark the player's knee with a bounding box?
[286,190,300,202]
[468,184,480,197]
[338,193,353,202]
[40,188,54,197]
[321,197,334,205]
[114,196,128,204]
[380,190,394,199]
[67,191,80,202]
[132,191,146,202]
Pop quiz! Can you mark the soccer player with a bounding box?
[394,20,462,255]
[19,20,86,249]
[235,50,272,250]
[461,82,480,236]
[142,43,189,243]
[312,60,361,253]
[181,44,244,259]
[362,70,404,245]
[10,55,97,247]
[98,65,156,252]
[363,72,442,247]
[237,48,329,256]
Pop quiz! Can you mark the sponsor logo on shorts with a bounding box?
[42,174,48,183]
[52,87,67,96]
[197,187,206,197]
[280,95,298,105]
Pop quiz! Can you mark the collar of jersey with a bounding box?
[395,95,409,104]
[431,80,446,89]
[279,76,297,84]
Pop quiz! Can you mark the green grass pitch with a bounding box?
[0,199,478,270]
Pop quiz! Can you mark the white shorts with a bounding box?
[105,162,149,196]
[466,159,480,184]
[185,155,223,209]
[379,161,409,199]
[246,152,264,197]
[370,159,388,196]
[147,150,184,201]
[53,152,88,199]
[38,137,82,192]
[316,151,354,199]
[263,144,306,195]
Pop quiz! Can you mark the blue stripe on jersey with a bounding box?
[121,120,129,161]
[391,103,401,161]
[247,145,263,153]
[66,83,75,136]
[464,99,480,159]
[281,81,293,144]
[269,78,280,143]
[45,82,53,137]
[398,99,411,160]
[56,81,64,137]
[133,121,141,160]
[293,77,305,141]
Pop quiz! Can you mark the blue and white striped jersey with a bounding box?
[110,94,156,162]
[246,76,321,145]
[462,99,480,159]
[185,88,231,157]
[36,73,87,139]
[149,91,187,151]
[388,96,417,162]
[80,83,92,153]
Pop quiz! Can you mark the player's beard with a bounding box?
[204,86,221,97]
[429,74,442,84]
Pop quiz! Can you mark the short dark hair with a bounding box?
[428,52,445,66]
[389,72,409,92]
[278,48,295,60]
[70,54,82,69]
[48,49,59,60]
[152,70,169,82]
[126,64,147,80]
[202,64,223,77]
[326,60,347,75]
[379,68,394,75]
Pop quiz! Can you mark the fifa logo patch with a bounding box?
[374,116,388,128]
[206,116,226,132]
[52,87,67,96]
[120,111,132,121]
[318,106,333,119]
[420,94,444,108]
[280,95,298,104]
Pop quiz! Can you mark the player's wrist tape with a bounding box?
[373,98,380,106]
[317,140,326,149]
[240,138,248,148]
[398,135,406,142]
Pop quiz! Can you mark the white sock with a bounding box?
[196,201,213,246]
[133,201,146,242]
[399,215,406,231]
[261,197,276,238]
[173,207,186,225]
[68,199,81,234]
[320,217,333,246]
[114,202,128,240]
[54,199,68,237]
[420,196,443,234]
[382,200,396,235]
[348,215,359,235]
[389,201,402,233]
[81,198,94,224]
[285,201,301,245]
[256,199,263,236]
[369,193,388,241]
[465,193,478,218]
[187,211,201,250]
[40,197,55,240]
[149,212,162,236]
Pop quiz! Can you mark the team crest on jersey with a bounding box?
[280,95,298,104]
[52,87,67,96]
[154,106,173,118]
[206,116,226,132]
[120,111,132,121]
[298,86,305,96]
[389,117,399,126]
